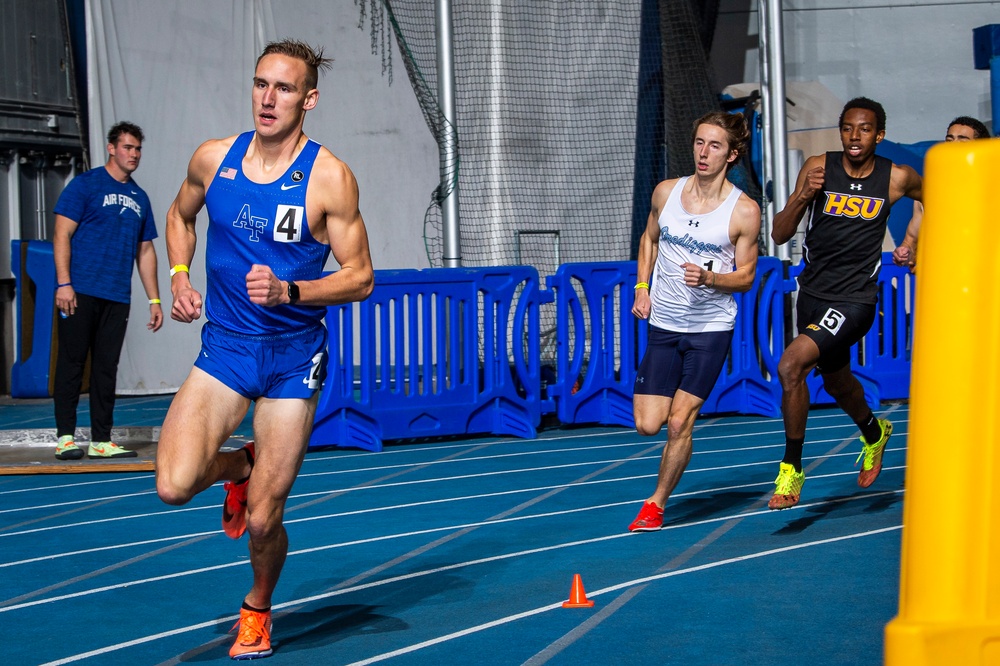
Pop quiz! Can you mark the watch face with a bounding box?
[287,281,300,303]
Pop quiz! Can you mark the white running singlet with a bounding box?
[648,176,742,333]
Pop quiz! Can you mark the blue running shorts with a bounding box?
[195,322,328,400]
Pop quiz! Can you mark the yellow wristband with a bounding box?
[169,264,189,277]
[148,298,161,305]
[634,282,649,290]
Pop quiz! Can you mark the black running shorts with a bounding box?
[633,327,733,400]
[795,292,876,374]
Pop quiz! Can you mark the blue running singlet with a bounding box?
[203,131,332,336]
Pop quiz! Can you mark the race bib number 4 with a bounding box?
[274,204,304,243]
[303,351,325,390]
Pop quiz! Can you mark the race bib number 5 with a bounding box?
[820,307,846,335]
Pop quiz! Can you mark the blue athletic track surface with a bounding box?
[0,396,908,665]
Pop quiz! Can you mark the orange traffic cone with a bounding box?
[562,573,595,608]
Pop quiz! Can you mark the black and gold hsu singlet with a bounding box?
[798,151,893,305]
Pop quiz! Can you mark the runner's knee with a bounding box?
[246,502,284,541]
[634,414,662,437]
[156,468,197,506]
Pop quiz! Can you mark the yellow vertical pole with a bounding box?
[885,138,1000,664]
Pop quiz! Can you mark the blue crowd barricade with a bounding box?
[547,262,642,428]
[701,256,785,417]
[11,241,58,398]
[309,266,546,451]
[863,258,914,400]
[789,253,912,408]
[7,244,915,443]
[547,258,786,427]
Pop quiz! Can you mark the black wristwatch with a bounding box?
[286,281,300,304]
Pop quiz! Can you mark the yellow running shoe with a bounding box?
[856,418,892,488]
[230,606,272,660]
[87,441,137,458]
[768,462,805,510]
[55,435,83,460]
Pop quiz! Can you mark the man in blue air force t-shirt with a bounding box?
[52,121,162,461]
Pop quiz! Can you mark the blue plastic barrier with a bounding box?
[11,241,58,398]
[865,259,915,400]
[543,253,912,429]
[309,266,546,451]
[546,257,786,428]
[5,245,911,442]
[547,262,642,427]
[701,256,785,417]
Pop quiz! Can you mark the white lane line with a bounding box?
[0,440,905,539]
[295,420,880,481]
[1,484,902,614]
[38,518,903,666]
[342,525,903,666]
[0,428,907,520]
[0,474,155,496]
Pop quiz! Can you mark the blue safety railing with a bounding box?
[309,267,547,451]
[546,256,787,428]
[702,256,785,417]
[11,241,914,448]
[547,262,642,428]
[11,241,58,398]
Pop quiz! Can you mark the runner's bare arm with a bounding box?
[166,138,230,322]
[772,154,825,245]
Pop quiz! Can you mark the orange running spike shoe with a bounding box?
[229,606,272,660]
[628,501,664,532]
[222,442,255,539]
[857,418,892,488]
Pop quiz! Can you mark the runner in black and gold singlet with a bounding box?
[768,97,922,510]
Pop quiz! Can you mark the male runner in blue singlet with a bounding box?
[155,39,374,659]
[768,97,922,510]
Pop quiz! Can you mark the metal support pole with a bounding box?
[757,3,775,256]
[758,0,790,260]
[5,151,21,278]
[766,0,790,260]
[436,0,462,267]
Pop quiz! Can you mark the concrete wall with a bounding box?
[713,0,997,143]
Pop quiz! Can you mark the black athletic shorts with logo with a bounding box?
[633,327,733,400]
[795,292,877,374]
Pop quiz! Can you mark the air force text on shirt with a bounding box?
[659,225,723,255]
[103,192,143,216]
